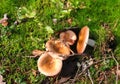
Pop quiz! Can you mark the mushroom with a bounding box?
[37,52,62,76]
[77,26,95,54]
[60,30,77,45]
[0,14,8,27]
[46,39,70,56]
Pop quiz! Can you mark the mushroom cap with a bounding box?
[2,20,8,27]
[46,39,70,56]
[77,26,89,54]
[60,30,77,45]
[37,52,62,76]
[48,51,68,60]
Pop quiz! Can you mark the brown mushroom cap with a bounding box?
[37,52,62,76]
[77,26,89,54]
[2,20,8,27]
[48,51,68,60]
[0,14,8,27]
[45,39,70,56]
[60,30,77,45]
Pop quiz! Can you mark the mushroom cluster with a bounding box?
[36,26,95,76]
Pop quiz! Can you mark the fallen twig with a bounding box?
[71,62,81,83]
[73,56,113,82]
[111,52,119,84]
[88,69,94,84]
[24,55,40,58]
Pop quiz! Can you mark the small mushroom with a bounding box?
[60,30,77,45]
[46,39,70,56]
[37,52,62,76]
[77,26,95,54]
[0,14,8,27]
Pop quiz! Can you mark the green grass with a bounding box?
[0,0,120,83]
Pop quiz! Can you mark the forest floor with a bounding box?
[0,0,120,84]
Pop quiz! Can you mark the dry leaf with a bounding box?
[32,49,44,56]
[32,69,37,76]
[67,18,72,24]
[116,69,120,76]
[58,77,71,84]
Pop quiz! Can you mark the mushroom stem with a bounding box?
[69,48,75,54]
[3,14,8,20]
[87,39,96,47]
[65,43,75,54]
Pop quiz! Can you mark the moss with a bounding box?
[0,0,120,83]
